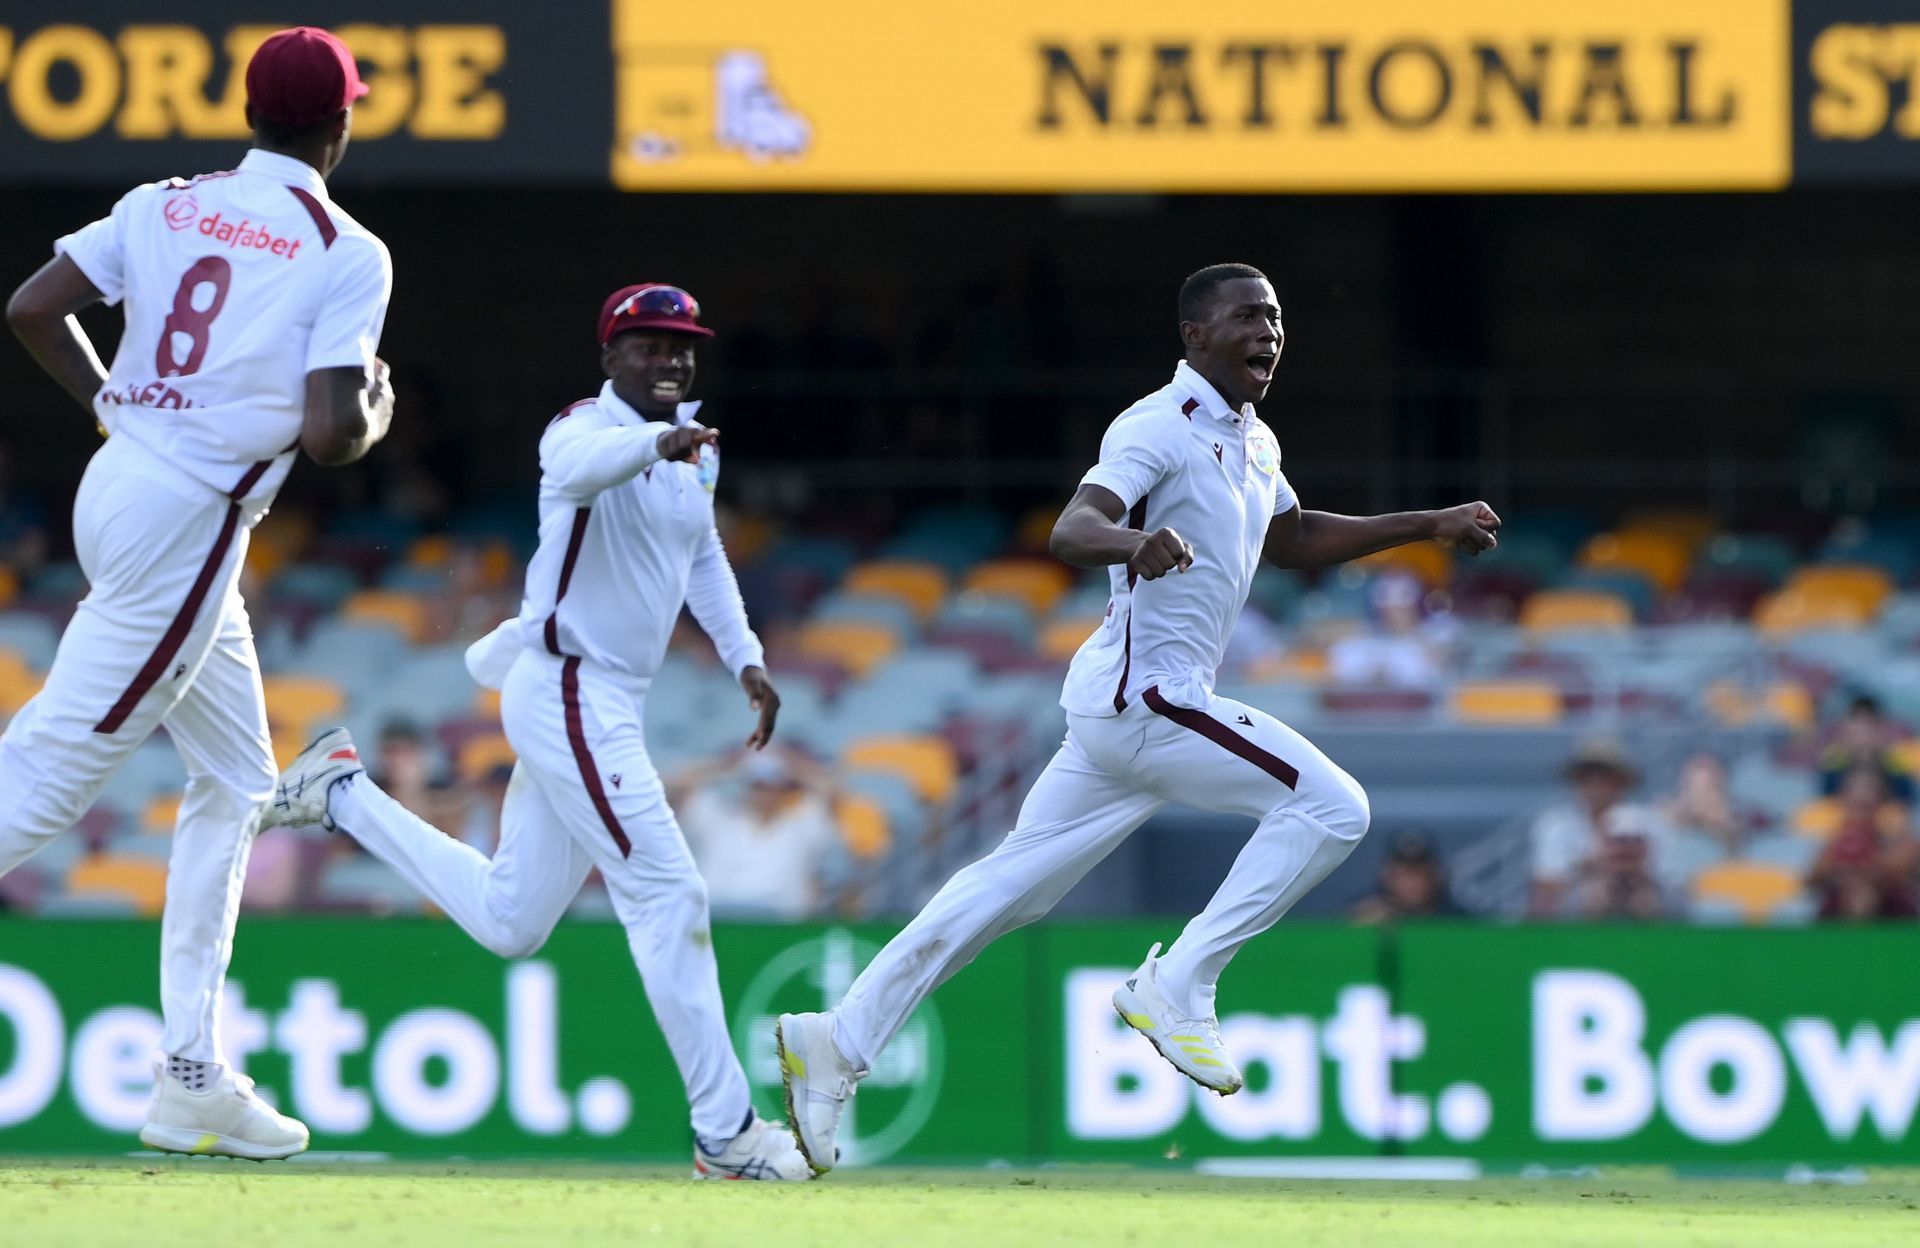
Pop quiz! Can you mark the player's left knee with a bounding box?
[1310,776,1370,843]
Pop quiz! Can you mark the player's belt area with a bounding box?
[1140,684,1300,789]
[92,459,273,734]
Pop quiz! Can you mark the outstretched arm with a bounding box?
[542,419,717,499]
[1263,501,1501,570]
[6,255,109,416]
[1048,483,1195,581]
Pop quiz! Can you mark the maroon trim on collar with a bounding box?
[286,186,336,249]
[1181,397,1199,419]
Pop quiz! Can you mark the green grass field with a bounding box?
[3,1159,1917,1247]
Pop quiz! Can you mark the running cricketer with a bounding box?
[0,27,393,1159]
[264,285,812,1180]
[776,263,1503,1174]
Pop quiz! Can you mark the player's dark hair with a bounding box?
[1178,263,1269,327]
[251,110,344,151]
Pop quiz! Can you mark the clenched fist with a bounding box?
[1129,526,1195,581]
[1430,502,1502,555]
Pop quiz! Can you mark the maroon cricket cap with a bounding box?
[598,284,715,345]
[246,27,369,126]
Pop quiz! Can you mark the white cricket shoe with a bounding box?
[775,1011,864,1174]
[139,1062,311,1160]
[692,1115,813,1181]
[1112,943,1244,1096]
[265,727,364,831]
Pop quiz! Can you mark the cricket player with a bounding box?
[265,285,812,1180]
[776,264,1503,1173]
[0,28,392,1158]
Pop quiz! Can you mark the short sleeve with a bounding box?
[1080,410,1179,511]
[305,235,392,374]
[54,185,145,307]
[1272,468,1300,517]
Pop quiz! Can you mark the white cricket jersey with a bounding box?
[1059,360,1299,718]
[513,381,764,683]
[56,149,391,518]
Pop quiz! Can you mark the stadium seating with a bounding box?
[7,497,1919,926]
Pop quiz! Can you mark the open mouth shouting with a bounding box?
[649,376,688,404]
[1246,350,1279,388]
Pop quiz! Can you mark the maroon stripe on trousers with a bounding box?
[286,186,336,249]
[1113,493,1148,713]
[560,655,632,857]
[542,506,592,656]
[93,502,242,734]
[1142,684,1300,790]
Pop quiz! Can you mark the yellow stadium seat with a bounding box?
[1014,505,1059,555]
[343,590,431,643]
[0,566,18,609]
[1450,680,1564,725]
[1692,861,1805,923]
[67,856,170,916]
[1579,530,1691,594]
[1781,565,1893,617]
[1620,510,1718,555]
[0,649,42,716]
[842,561,949,621]
[1792,798,1842,840]
[458,732,517,781]
[796,620,901,677]
[474,686,503,721]
[406,534,455,568]
[1520,589,1632,633]
[1753,590,1868,635]
[144,793,183,835]
[834,793,891,859]
[1039,616,1102,662]
[263,674,348,751]
[964,560,1071,615]
[843,734,959,804]
[1358,542,1451,589]
[244,510,312,582]
[721,514,777,563]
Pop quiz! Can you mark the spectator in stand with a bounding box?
[1809,765,1919,921]
[369,719,462,831]
[1819,694,1915,804]
[1327,572,1452,691]
[1660,752,1751,856]
[668,748,843,920]
[1528,739,1674,919]
[1351,831,1459,923]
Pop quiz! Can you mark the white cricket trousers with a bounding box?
[328,648,753,1140]
[833,681,1371,1070]
[0,434,276,1064]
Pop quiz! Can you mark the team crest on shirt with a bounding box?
[1247,431,1280,477]
[696,448,720,492]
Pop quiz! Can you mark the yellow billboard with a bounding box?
[611,0,1790,192]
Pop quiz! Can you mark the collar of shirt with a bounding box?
[596,381,701,429]
[237,148,330,200]
[1174,359,1252,428]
